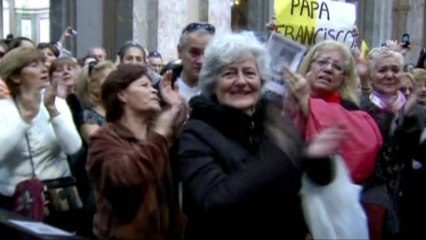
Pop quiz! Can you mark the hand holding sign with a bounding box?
[275,0,357,48]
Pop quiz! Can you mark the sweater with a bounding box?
[0,97,82,196]
[87,122,185,240]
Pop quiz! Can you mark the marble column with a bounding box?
[405,0,425,64]
[156,0,190,62]
[208,0,232,34]
[74,0,103,58]
[0,1,3,38]
[363,0,394,49]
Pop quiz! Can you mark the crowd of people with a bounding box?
[0,20,425,240]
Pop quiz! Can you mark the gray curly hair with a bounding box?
[198,31,270,97]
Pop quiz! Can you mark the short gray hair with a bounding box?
[367,47,404,75]
[178,28,213,48]
[199,31,270,97]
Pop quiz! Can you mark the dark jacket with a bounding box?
[87,122,185,240]
[179,96,332,240]
[360,96,423,237]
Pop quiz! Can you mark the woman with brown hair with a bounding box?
[0,47,81,210]
[87,64,187,239]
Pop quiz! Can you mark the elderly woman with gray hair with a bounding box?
[178,32,348,240]
[359,47,423,240]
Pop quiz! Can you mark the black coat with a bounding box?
[179,96,332,240]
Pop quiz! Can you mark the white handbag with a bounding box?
[300,155,369,240]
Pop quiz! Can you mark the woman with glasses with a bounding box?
[284,40,382,185]
[359,47,423,240]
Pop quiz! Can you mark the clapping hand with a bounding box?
[306,125,348,159]
[283,66,311,115]
[160,71,181,108]
[154,71,187,138]
[44,75,59,117]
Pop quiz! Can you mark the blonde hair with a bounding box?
[298,40,359,105]
[400,72,415,86]
[0,47,44,96]
[77,60,115,108]
[410,68,426,83]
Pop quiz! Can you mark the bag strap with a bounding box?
[13,98,37,179]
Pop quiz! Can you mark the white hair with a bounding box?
[199,31,270,97]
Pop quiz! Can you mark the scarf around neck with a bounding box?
[369,90,406,111]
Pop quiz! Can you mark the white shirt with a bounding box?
[176,77,200,101]
[0,97,82,196]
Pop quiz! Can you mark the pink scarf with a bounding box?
[369,90,406,111]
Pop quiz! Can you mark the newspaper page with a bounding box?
[8,219,75,236]
[264,32,306,105]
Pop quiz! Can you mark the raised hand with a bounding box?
[283,66,311,115]
[44,75,59,118]
[154,71,187,139]
[306,125,348,159]
[160,71,180,107]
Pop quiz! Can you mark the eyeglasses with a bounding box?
[312,58,345,74]
[181,22,215,35]
[88,60,99,76]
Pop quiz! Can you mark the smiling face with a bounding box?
[308,49,346,97]
[370,56,402,96]
[214,56,262,114]
[119,75,161,115]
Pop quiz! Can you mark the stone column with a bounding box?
[157,0,188,62]
[0,0,3,39]
[405,0,425,64]
[50,0,77,55]
[363,0,393,48]
[73,0,103,58]
[133,0,158,52]
[208,0,231,34]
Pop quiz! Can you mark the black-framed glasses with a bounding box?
[181,22,215,35]
[88,60,99,76]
